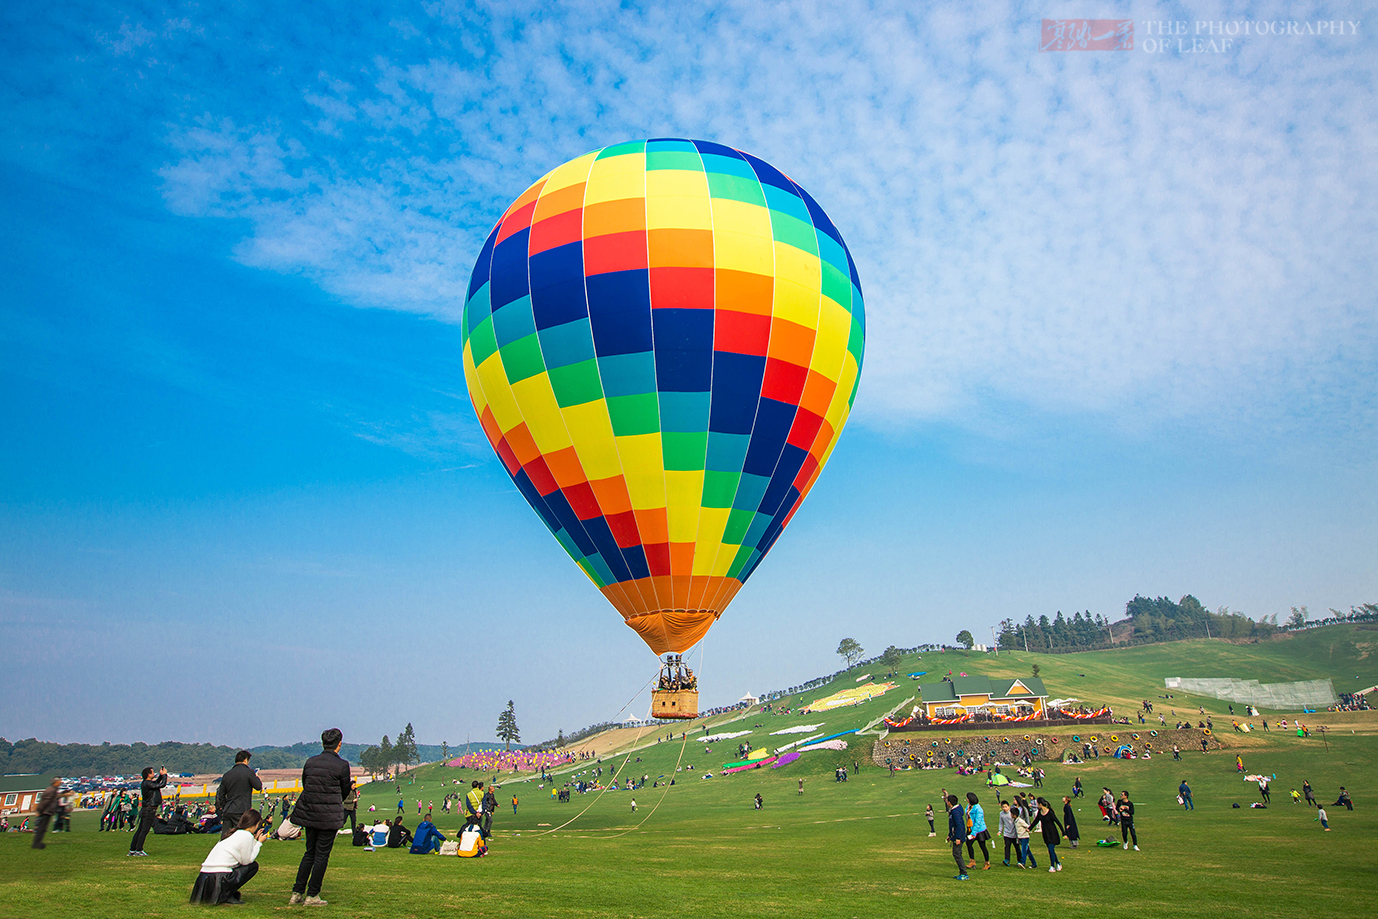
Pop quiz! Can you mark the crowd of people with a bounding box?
[940,782,1130,879]
[1331,692,1369,712]
[445,748,578,772]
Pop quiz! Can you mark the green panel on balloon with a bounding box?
[549,359,604,408]
[606,393,661,436]
[501,334,546,384]
[662,431,708,471]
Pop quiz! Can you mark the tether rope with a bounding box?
[532,639,706,839]
[599,639,705,838]
[529,667,659,836]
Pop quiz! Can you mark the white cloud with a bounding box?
[152,0,1378,437]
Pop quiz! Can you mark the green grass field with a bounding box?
[5,626,1377,918]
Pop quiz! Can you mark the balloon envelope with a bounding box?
[462,139,864,655]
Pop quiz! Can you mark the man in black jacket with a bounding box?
[128,766,168,856]
[216,750,264,839]
[288,728,353,907]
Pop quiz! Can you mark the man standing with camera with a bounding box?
[288,728,352,907]
[216,750,264,839]
[128,766,168,857]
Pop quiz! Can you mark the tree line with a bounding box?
[357,723,419,779]
[993,594,1366,653]
[0,738,301,777]
[1280,603,1378,631]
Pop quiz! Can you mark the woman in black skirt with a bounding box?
[190,810,268,905]
[1062,796,1080,848]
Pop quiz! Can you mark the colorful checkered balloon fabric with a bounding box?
[462,139,864,655]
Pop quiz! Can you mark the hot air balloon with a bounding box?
[461,139,864,718]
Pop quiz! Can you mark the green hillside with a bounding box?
[539,624,1378,776]
[963,624,1378,715]
[5,624,1376,919]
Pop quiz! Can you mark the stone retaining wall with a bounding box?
[871,727,1220,769]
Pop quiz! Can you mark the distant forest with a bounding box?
[998,595,1378,653]
[0,739,500,778]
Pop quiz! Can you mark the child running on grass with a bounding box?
[1014,803,1037,869]
[1317,804,1330,831]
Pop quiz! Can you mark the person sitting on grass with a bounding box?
[387,817,413,849]
[410,816,447,854]
[190,810,269,906]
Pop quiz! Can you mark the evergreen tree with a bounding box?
[497,701,521,751]
[396,724,418,773]
[378,735,393,777]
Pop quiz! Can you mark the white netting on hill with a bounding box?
[1164,677,1337,710]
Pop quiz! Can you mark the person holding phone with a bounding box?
[128,766,168,857]
[190,810,270,905]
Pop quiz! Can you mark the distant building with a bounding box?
[739,693,759,707]
[918,676,1048,720]
[1,774,59,818]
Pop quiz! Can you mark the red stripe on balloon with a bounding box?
[582,231,649,275]
[761,358,808,404]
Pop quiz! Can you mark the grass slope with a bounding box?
[4,626,1377,918]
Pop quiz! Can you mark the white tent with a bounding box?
[739,693,760,706]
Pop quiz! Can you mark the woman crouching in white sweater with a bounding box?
[190,809,269,905]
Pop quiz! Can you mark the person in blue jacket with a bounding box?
[964,792,991,870]
[946,795,969,880]
[1179,780,1193,811]
[409,816,446,854]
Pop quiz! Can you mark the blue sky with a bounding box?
[1,1,1374,748]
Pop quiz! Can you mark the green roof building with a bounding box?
[917,676,1048,719]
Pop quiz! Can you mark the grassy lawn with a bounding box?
[5,628,1376,917]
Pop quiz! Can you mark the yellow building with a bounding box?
[918,676,1048,720]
